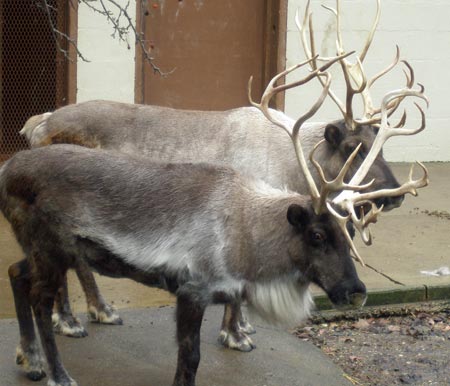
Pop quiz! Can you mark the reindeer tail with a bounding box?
[20,112,53,147]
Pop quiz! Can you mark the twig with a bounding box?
[35,0,168,75]
[365,263,405,286]
[37,0,90,62]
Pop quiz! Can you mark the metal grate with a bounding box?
[0,0,68,161]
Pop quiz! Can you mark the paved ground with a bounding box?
[0,307,352,386]
[0,162,449,386]
[350,163,450,292]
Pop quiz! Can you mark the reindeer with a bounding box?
[4,58,428,386]
[19,0,424,351]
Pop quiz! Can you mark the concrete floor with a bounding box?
[0,307,352,386]
[351,162,450,290]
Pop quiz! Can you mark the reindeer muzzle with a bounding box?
[327,279,367,310]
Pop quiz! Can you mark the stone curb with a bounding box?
[313,284,450,310]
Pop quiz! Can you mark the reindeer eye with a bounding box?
[310,231,326,245]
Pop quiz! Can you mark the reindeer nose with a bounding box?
[328,279,367,310]
[348,292,367,308]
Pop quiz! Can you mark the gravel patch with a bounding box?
[294,302,450,385]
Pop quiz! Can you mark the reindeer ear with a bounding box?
[287,204,310,229]
[324,124,344,147]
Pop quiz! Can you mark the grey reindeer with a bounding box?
[4,59,428,386]
[19,1,422,352]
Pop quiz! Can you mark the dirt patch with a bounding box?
[410,207,450,220]
[295,302,450,386]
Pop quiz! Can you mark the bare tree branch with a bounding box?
[36,0,90,62]
[35,0,169,76]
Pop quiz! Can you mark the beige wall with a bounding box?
[77,0,136,103]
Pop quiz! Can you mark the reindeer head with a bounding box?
[248,55,428,268]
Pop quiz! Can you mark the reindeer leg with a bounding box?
[235,303,256,335]
[75,259,123,325]
[31,259,77,386]
[8,259,46,381]
[218,302,256,352]
[172,282,209,386]
[52,275,88,338]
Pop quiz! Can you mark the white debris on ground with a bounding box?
[420,266,450,276]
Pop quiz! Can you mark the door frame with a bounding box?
[66,0,78,105]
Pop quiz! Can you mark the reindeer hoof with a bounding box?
[47,377,78,386]
[27,370,47,382]
[16,345,46,381]
[218,330,256,352]
[88,304,123,325]
[52,313,88,338]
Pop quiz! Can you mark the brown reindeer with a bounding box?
[3,58,428,386]
[20,0,424,351]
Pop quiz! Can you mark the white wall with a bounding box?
[286,0,450,162]
[77,0,136,103]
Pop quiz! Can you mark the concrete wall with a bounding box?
[77,0,136,103]
[286,0,449,162]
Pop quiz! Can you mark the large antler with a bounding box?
[248,54,369,264]
[296,0,414,129]
[327,87,429,262]
[249,61,429,265]
[339,85,428,189]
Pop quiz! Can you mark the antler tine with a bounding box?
[278,51,354,96]
[360,46,401,120]
[326,202,365,266]
[390,109,407,128]
[329,88,428,252]
[249,57,346,206]
[341,162,429,208]
[349,203,373,245]
[384,61,416,118]
[309,140,374,214]
[248,56,318,135]
[323,0,380,63]
[333,86,428,193]
[290,71,334,205]
[340,58,367,129]
[331,162,428,259]
[359,0,381,63]
[367,46,401,90]
[363,202,384,226]
[296,6,347,116]
[247,53,351,136]
[402,60,415,88]
[380,87,428,134]
[297,0,377,127]
[365,59,416,121]
[291,71,334,137]
[321,0,384,130]
[351,201,384,246]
